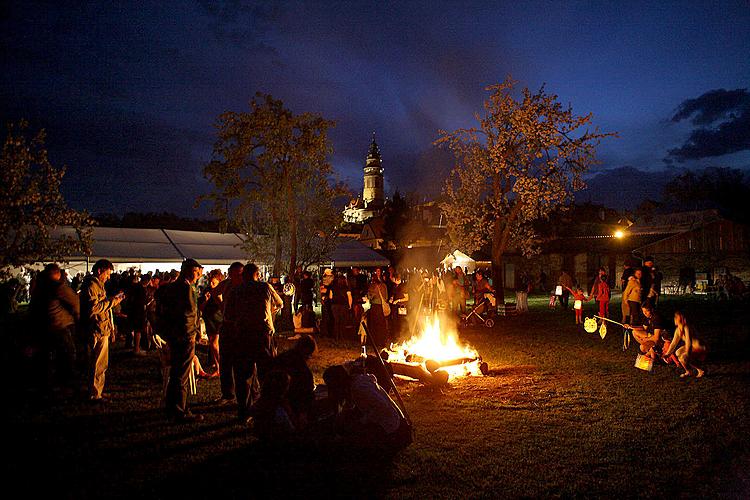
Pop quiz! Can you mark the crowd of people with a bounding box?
[23,258,414,450]
[16,252,714,447]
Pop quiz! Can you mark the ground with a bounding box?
[7,295,750,499]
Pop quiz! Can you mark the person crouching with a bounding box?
[323,365,412,451]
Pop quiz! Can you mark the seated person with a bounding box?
[323,365,411,450]
[625,302,663,357]
[273,334,316,429]
[473,271,494,306]
[250,370,296,441]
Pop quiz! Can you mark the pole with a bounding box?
[593,315,627,327]
[360,316,412,426]
[410,287,425,338]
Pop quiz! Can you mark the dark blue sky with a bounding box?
[2,1,749,215]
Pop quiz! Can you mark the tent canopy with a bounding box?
[440,249,476,271]
[51,226,248,265]
[325,238,390,268]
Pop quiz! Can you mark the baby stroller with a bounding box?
[462,292,497,328]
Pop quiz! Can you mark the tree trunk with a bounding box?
[491,256,505,306]
[286,170,298,275]
[280,170,297,332]
[271,201,282,275]
[491,219,506,306]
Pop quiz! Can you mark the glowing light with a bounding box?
[387,315,481,380]
[614,230,625,239]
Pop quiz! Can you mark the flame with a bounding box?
[388,315,482,380]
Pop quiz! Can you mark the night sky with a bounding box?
[2,1,749,215]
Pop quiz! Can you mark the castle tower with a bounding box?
[362,134,384,209]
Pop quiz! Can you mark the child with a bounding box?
[590,273,611,319]
[565,286,588,324]
[662,311,705,378]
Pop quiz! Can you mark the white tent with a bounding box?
[49,226,251,274]
[440,250,476,272]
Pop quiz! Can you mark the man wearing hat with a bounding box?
[158,258,204,422]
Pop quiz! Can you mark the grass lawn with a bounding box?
[8,295,750,498]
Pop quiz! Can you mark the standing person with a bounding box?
[215,262,244,406]
[29,263,80,398]
[640,257,654,306]
[199,269,224,375]
[223,263,283,424]
[452,267,467,314]
[591,273,611,319]
[127,274,150,356]
[564,285,588,324]
[319,268,334,337]
[589,267,610,319]
[643,257,662,306]
[292,265,303,313]
[389,272,409,341]
[158,259,204,422]
[622,268,643,326]
[145,274,159,351]
[298,270,315,310]
[558,271,573,309]
[80,259,123,403]
[347,267,367,327]
[329,273,352,340]
[515,271,529,314]
[620,261,635,322]
[367,272,390,348]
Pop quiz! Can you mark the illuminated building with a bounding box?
[343,135,385,224]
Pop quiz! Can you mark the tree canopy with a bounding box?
[436,77,614,299]
[0,120,93,275]
[200,94,345,273]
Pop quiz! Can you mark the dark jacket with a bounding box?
[224,281,283,335]
[49,280,79,330]
[31,279,79,331]
[157,279,200,343]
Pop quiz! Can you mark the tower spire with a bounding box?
[367,132,381,160]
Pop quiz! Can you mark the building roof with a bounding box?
[51,226,247,264]
[325,238,389,267]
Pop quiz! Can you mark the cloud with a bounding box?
[667,88,750,162]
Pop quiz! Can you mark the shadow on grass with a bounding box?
[151,439,402,498]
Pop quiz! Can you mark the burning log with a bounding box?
[425,357,480,373]
[404,353,426,364]
[386,314,486,382]
[389,361,450,387]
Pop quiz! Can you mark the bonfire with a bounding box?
[385,315,487,384]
